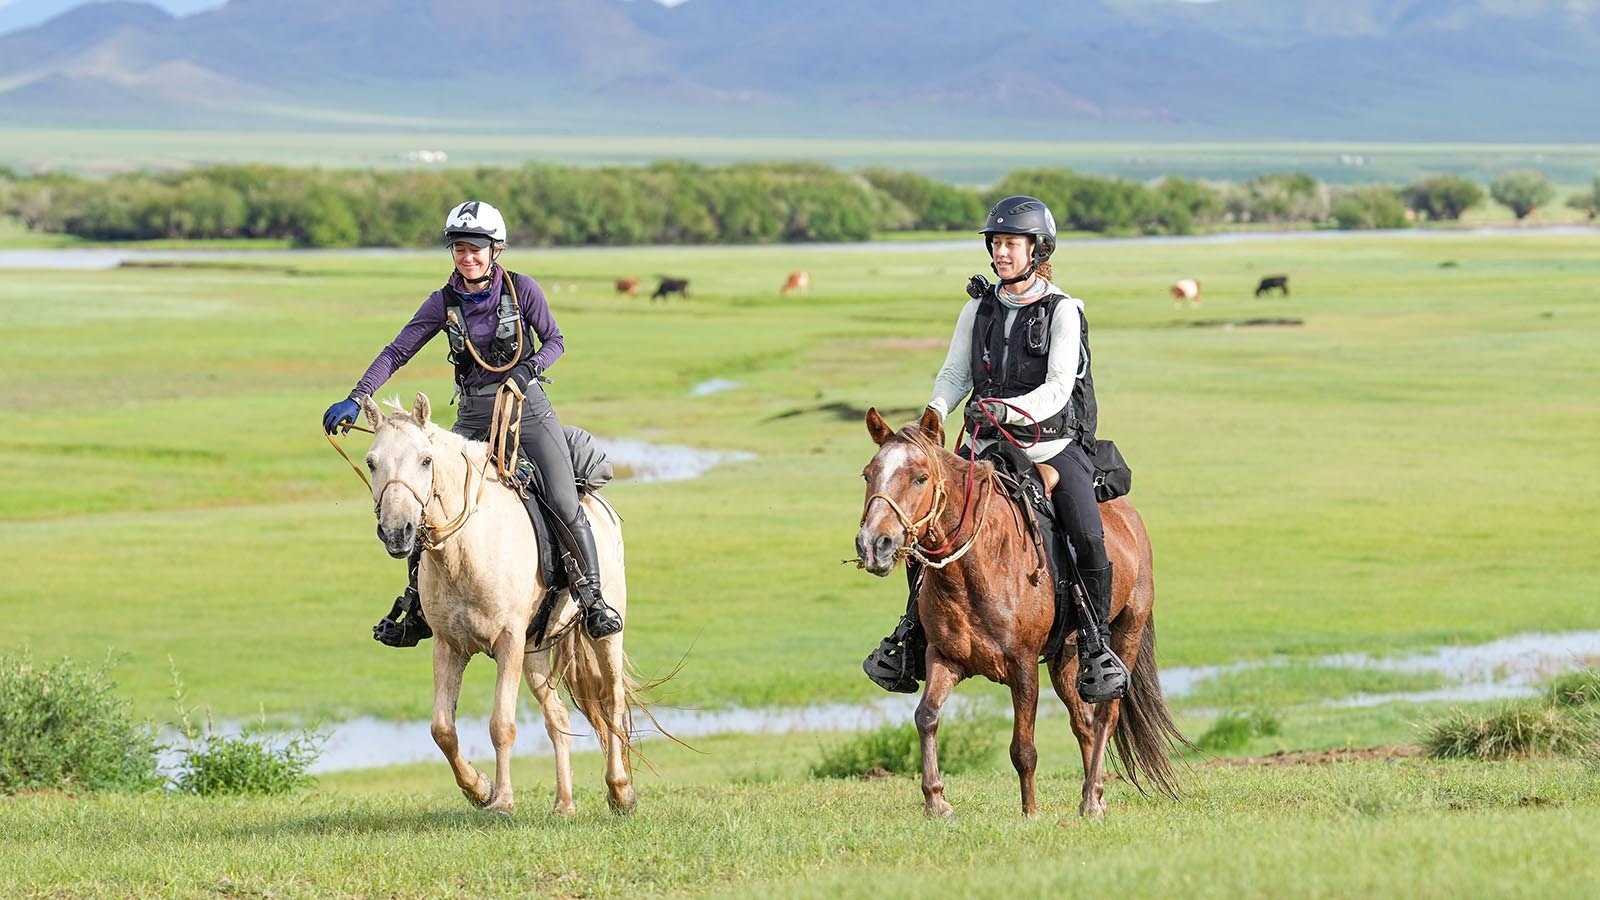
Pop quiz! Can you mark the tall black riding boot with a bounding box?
[372,544,432,647]
[1073,564,1129,703]
[863,561,927,693]
[556,514,624,639]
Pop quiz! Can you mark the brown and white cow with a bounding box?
[615,277,639,297]
[780,270,810,296]
[1170,278,1201,308]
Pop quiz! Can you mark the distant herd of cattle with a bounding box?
[609,271,1289,305]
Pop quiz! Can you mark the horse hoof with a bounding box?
[461,773,492,808]
[608,786,638,813]
[551,802,577,817]
[924,800,955,819]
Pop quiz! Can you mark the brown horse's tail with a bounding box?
[1112,616,1196,799]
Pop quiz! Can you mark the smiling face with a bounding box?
[988,233,1035,285]
[451,241,496,283]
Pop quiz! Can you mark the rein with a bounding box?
[373,446,490,551]
[325,422,375,489]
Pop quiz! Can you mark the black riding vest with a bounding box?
[968,290,1097,445]
[441,269,531,388]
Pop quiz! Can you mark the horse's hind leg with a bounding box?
[915,654,961,818]
[1007,662,1042,819]
[431,642,491,808]
[524,649,576,815]
[1048,656,1114,819]
[595,634,636,812]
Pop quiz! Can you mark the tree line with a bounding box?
[1,160,1595,248]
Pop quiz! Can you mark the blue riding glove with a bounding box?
[323,397,361,435]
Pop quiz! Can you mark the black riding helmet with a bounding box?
[981,195,1057,284]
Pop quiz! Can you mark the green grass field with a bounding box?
[2,228,1599,895]
[6,128,1600,186]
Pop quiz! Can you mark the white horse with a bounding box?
[361,393,637,814]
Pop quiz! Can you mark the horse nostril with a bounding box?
[855,534,868,559]
[874,535,896,558]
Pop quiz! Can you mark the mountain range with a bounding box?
[1,0,1597,140]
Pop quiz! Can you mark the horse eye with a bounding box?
[421,456,432,468]
[364,458,375,470]
[914,474,929,485]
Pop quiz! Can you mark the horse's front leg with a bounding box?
[481,631,527,815]
[915,651,962,818]
[523,648,576,815]
[594,633,636,812]
[430,641,490,808]
[1007,660,1041,819]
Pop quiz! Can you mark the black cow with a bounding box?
[1255,274,1290,297]
[651,277,690,302]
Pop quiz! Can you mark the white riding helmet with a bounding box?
[442,200,507,248]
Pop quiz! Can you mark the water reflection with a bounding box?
[236,630,1600,774]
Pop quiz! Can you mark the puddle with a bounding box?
[179,630,1600,775]
[598,438,753,483]
[690,379,741,397]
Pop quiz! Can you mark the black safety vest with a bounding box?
[967,290,1097,445]
[441,269,530,387]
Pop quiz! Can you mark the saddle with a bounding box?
[494,425,615,647]
[973,442,1083,662]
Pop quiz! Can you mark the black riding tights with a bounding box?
[1042,442,1110,574]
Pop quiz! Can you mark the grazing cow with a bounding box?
[1170,278,1201,308]
[651,277,690,303]
[780,270,810,296]
[1255,274,1290,297]
[615,277,639,297]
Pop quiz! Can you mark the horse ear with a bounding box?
[865,407,893,446]
[413,392,431,428]
[918,405,944,445]
[361,395,381,429]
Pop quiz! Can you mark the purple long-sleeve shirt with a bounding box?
[350,266,565,400]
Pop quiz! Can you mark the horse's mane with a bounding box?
[379,399,504,486]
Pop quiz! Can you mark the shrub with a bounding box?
[1400,175,1483,221]
[0,650,162,794]
[169,663,322,796]
[811,712,1002,778]
[1331,185,1410,230]
[1489,169,1556,220]
[1423,704,1594,760]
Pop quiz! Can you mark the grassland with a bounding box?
[6,129,1600,187]
[3,729,1598,897]
[1,228,1598,896]
[2,230,1598,724]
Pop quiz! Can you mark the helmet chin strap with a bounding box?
[992,261,1037,286]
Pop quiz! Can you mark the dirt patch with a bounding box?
[1189,317,1304,328]
[1209,745,1424,767]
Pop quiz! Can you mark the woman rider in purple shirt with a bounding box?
[321,200,623,646]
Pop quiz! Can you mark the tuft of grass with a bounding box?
[810,713,1003,778]
[1423,704,1595,760]
[0,649,163,794]
[168,661,321,796]
[1196,708,1282,753]
[1548,669,1600,709]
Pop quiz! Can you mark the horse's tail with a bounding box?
[554,629,642,755]
[1112,615,1195,799]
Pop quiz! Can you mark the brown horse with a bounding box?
[854,406,1188,819]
